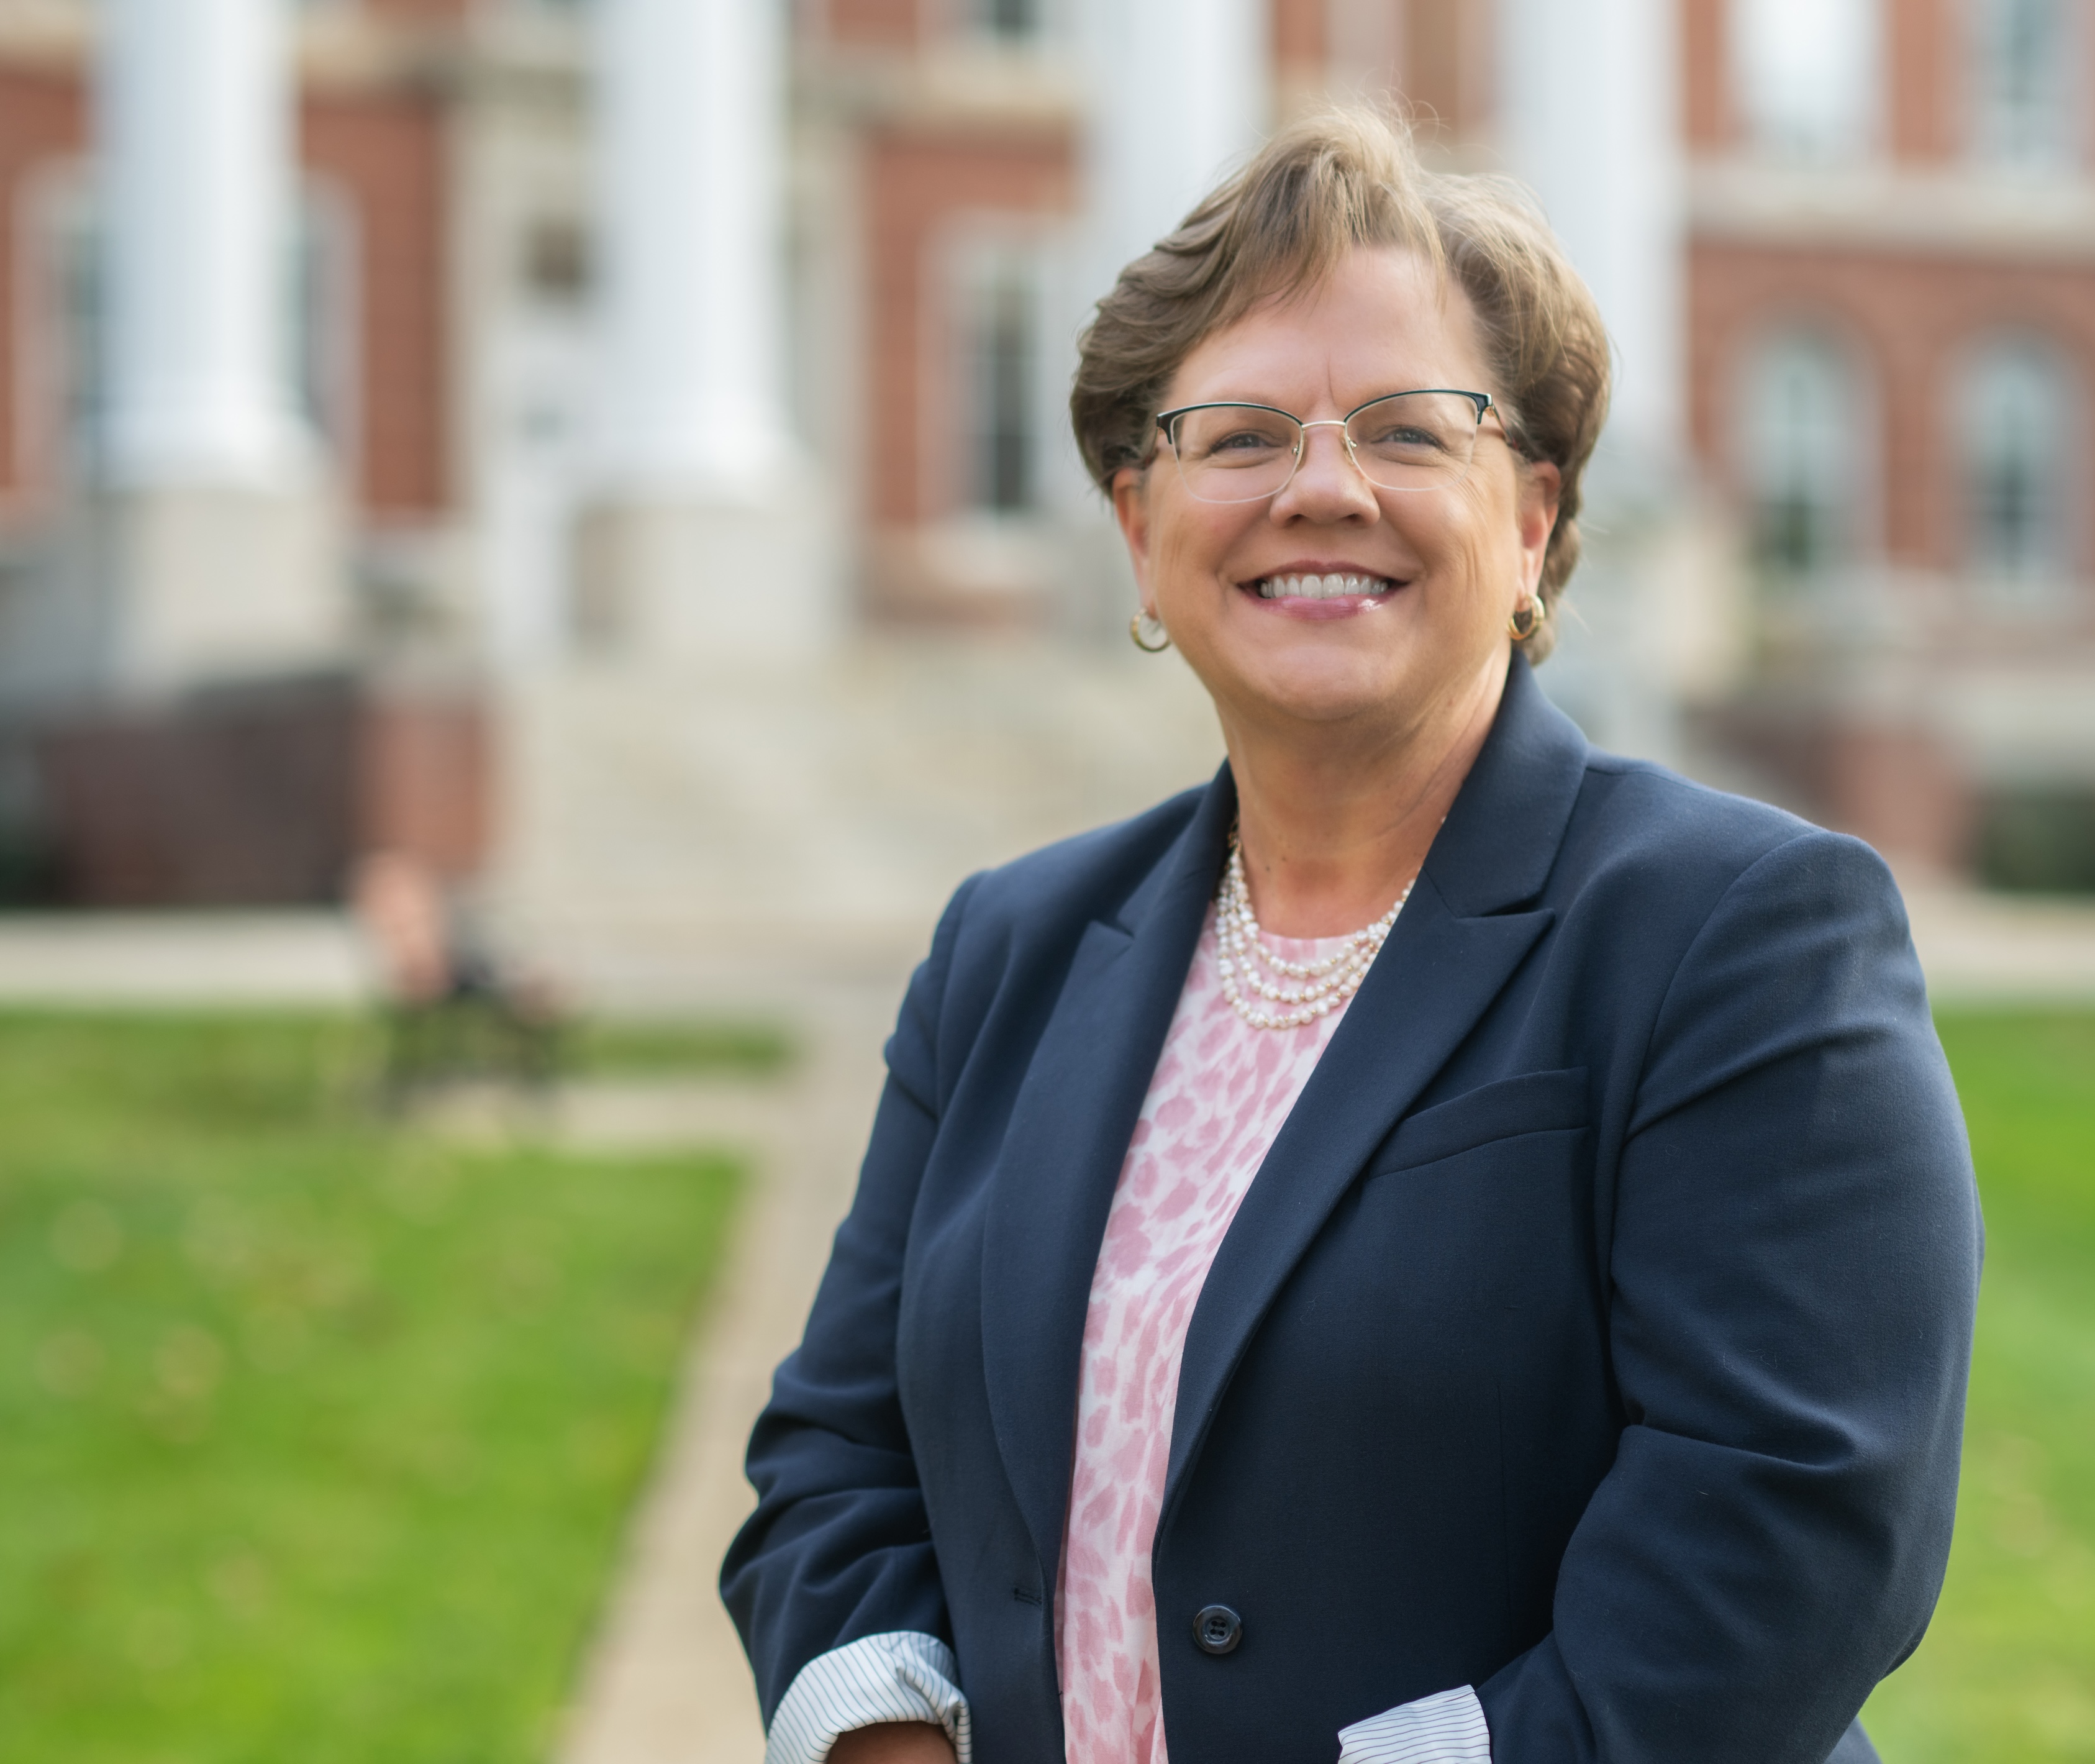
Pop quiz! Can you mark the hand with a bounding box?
[828,1721,957,1764]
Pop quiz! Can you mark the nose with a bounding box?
[1272,420,1377,523]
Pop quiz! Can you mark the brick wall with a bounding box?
[1884,0,1959,162]
[1689,240,2095,575]
[1681,0,1730,148]
[0,67,84,514]
[863,123,1074,529]
[1708,698,1978,871]
[1402,0,1489,143]
[1273,0,1326,81]
[303,91,452,518]
[1297,0,1495,141]
[826,0,925,49]
[364,0,474,20]
[37,681,490,906]
[1683,0,2095,169]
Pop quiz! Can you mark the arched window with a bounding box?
[1739,327,1868,575]
[1970,0,2078,171]
[1731,0,1881,161]
[1960,334,2075,584]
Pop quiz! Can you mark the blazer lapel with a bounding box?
[981,771,1237,1581]
[1163,656,1591,1516]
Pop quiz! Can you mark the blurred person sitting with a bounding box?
[350,848,561,1104]
[721,110,1979,1764]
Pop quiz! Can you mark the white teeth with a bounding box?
[1255,573,1389,599]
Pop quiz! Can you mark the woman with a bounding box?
[722,111,1978,1764]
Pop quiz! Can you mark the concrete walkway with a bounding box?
[1899,881,2095,1002]
[553,983,900,1764]
[0,911,371,1006]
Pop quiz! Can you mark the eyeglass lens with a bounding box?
[1168,392,1484,504]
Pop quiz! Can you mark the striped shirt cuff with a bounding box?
[1338,1684,1492,1763]
[764,1630,973,1764]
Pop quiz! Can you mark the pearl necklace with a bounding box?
[1215,831,1410,1030]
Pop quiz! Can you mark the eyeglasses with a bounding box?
[1154,389,1499,504]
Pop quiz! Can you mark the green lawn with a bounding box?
[0,1012,747,1764]
[568,1017,793,1078]
[1863,1010,2095,1762]
[0,1008,2088,1762]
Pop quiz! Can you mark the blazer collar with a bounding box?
[1163,655,1589,1519]
[1424,651,1589,917]
[979,768,1233,1580]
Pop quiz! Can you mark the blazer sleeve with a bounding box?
[1476,830,1981,1763]
[720,875,982,1727]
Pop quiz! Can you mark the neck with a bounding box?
[1220,653,1508,938]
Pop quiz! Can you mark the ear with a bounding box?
[1516,459,1561,596]
[1111,466,1157,606]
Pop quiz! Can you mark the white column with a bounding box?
[592,0,793,499]
[1081,0,1269,296]
[1496,0,1716,764]
[1052,0,1266,633]
[100,0,306,488]
[93,0,343,693]
[1495,0,1683,465]
[582,0,833,663]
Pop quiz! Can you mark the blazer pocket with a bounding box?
[1371,1066,1589,1173]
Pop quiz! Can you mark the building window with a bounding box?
[291,181,361,460]
[1976,784,2095,891]
[30,184,357,480]
[1730,0,1881,161]
[972,0,1044,42]
[1740,327,1868,575]
[53,194,105,482]
[1970,0,2078,170]
[1960,334,2075,584]
[9,175,106,489]
[960,247,1040,515]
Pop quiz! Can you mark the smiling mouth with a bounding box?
[1250,573,1399,599]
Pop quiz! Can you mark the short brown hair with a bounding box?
[1071,107,1611,661]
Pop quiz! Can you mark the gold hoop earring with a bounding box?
[1507,594,1545,642]
[1130,611,1171,653]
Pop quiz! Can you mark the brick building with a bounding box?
[0,0,2090,930]
[1682,0,2095,884]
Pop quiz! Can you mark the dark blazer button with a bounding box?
[1193,1604,1242,1655]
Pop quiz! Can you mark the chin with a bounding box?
[1235,657,1411,725]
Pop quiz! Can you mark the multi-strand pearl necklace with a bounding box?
[1215,830,1410,1030]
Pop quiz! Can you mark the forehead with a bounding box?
[1166,246,1489,411]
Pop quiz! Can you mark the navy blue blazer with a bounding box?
[723,656,1980,1764]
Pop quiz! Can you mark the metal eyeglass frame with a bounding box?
[1153,389,1499,502]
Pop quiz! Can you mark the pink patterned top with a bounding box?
[1055,904,1358,1764]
